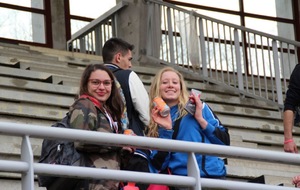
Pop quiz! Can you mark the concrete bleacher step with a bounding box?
[229,128,285,146]
[0,65,52,82]
[229,127,300,147]
[21,64,83,78]
[0,88,73,108]
[226,158,300,175]
[0,100,68,121]
[0,135,42,157]
[0,76,78,96]
[0,44,60,63]
[229,135,258,149]
[0,179,44,190]
[248,175,294,187]
[217,114,283,132]
[22,43,103,65]
[226,162,299,181]
[208,102,281,120]
[0,61,82,86]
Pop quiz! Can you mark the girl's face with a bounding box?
[159,71,181,107]
[88,70,113,103]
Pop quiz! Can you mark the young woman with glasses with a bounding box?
[48,64,130,190]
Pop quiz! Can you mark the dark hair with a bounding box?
[79,64,124,125]
[102,37,134,63]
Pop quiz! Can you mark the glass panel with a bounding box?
[71,19,89,35]
[70,0,116,19]
[244,0,292,19]
[245,17,295,40]
[0,0,44,9]
[170,0,240,11]
[0,7,45,43]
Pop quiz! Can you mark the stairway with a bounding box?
[0,42,298,189]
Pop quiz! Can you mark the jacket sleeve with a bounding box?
[128,71,150,127]
[69,98,120,153]
[148,128,173,171]
[202,102,230,146]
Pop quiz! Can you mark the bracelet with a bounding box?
[284,139,294,144]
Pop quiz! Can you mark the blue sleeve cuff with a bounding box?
[158,127,173,139]
[202,123,215,136]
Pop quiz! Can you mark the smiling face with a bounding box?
[159,71,181,107]
[87,70,112,104]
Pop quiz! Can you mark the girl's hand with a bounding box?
[151,106,172,130]
[293,175,300,187]
[122,146,135,153]
[190,92,207,129]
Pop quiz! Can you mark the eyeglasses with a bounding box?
[89,79,113,87]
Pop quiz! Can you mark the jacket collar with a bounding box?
[79,94,102,109]
[104,63,121,69]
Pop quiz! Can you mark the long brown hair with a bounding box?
[147,67,189,137]
[78,64,124,125]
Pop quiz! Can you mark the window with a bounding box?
[0,0,48,45]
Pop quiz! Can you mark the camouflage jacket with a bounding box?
[68,98,122,190]
[69,98,122,152]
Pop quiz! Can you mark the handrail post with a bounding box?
[21,135,34,190]
[198,18,207,78]
[146,2,154,57]
[166,7,175,64]
[272,40,284,105]
[234,29,244,92]
[95,27,102,55]
[80,37,86,53]
[188,152,201,190]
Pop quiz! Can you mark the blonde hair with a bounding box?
[147,67,189,137]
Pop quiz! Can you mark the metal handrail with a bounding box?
[145,0,299,108]
[0,121,298,190]
[66,1,129,55]
[66,0,300,108]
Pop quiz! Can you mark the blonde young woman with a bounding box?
[147,67,230,187]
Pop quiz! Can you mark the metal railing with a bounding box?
[66,1,129,55]
[145,0,300,108]
[67,0,300,108]
[0,121,299,190]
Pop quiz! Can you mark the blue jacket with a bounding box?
[148,102,230,178]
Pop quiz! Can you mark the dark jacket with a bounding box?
[284,64,300,112]
[105,63,149,136]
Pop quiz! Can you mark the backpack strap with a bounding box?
[172,117,182,139]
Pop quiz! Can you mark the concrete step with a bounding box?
[0,76,78,95]
[0,178,45,190]
[248,175,294,187]
[0,65,51,82]
[0,100,68,121]
[0,88,73,108]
